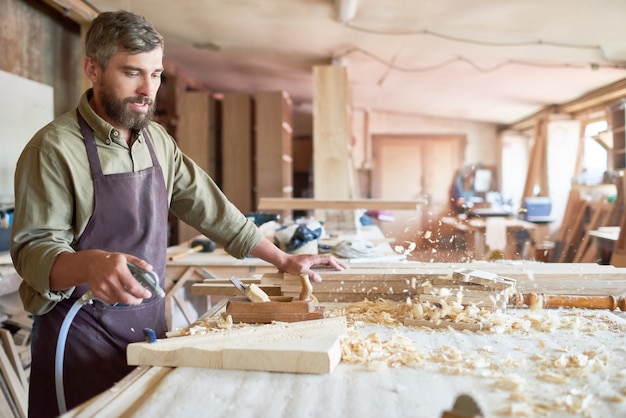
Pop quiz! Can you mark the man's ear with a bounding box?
[83,57,100,83]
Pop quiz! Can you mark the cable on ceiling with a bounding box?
[335,47,626,74]
[344,22,603,51]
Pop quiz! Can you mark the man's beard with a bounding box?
[100,89,155,131]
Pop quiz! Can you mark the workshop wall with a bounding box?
[0,0,82,117]
[351,108,499,171]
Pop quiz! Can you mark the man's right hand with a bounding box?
[50,250,152,304]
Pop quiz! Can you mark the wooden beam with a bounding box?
[42,0,98,24]
[508,78,626,131]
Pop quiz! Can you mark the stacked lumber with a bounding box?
[190,262,626,313]
[415,269,516,311]
[554,177,624,263]
[256,262,626,302]
[260,270,441,302]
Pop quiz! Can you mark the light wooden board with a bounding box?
[127,317,346,374]
[257,197,426,210]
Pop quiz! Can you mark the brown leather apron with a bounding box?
[27,111,169,417]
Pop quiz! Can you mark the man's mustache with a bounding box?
[125,96,154,106]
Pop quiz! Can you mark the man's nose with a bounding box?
[137,75,160,98]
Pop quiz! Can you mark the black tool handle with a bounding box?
[127,262,165,299]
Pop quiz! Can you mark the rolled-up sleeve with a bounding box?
[11,134,78,314]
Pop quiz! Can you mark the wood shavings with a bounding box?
[329,297,626,416]
[340,330,424,368]
[169,312,250,337]
[494,373,527,392]
[328,298,412,327]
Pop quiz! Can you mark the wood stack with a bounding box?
[553,178,624,263]
[260,270,440,302]
[416,269,516,311]
[260,268,517,308]
[0,329,28,418]
[190,262,626,314]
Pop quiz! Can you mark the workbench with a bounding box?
[165,225,402,278]
[164,225,404,328]
[440,216,536,260]
[589,226,619,265]
[66,261,626,418]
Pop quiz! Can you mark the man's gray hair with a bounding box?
[85,10,164,68]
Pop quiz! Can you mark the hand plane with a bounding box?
[226,275,324,323]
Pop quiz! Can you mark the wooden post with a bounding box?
[313,65,357,229]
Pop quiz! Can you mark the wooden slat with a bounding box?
[0,345,27,418]
[0,329,28,390]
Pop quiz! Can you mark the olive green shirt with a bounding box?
[11,90,263,315]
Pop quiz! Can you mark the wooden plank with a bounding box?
[258,197,425,210]
[127,317,347,374]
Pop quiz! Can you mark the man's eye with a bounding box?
[126,72,139,78]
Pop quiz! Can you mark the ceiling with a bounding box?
[86,0,626,125]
